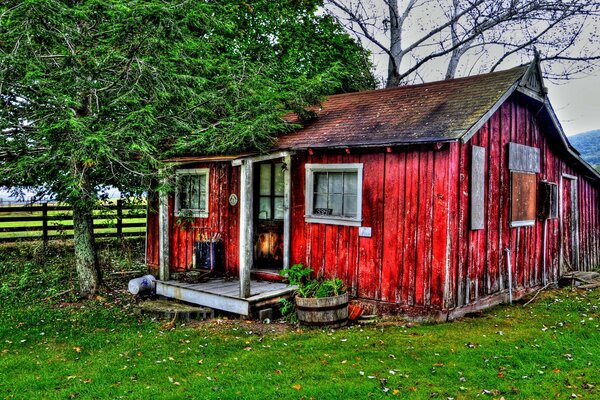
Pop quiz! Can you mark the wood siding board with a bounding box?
[487,112,501,294]
[381,151,401,303]
[416,150,434,307]
[402,150,418,305]
[290,154,306,266]
[431,149,449,308]
[457,141,470,306]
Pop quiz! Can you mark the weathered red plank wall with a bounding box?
[146,162,240,275]
[289,145,452,312]
[289,93,600,313]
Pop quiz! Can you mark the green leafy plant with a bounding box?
[280,263,346,298]
[277,298,298,323]
[175,210,194,231]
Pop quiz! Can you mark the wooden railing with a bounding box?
[0,200,146,243]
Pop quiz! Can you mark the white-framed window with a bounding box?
[305,163,363,226]
[175,168,209,218]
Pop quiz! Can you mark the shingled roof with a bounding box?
[275,64,529,150]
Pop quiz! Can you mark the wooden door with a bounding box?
[254,162,284,269]
[561,177,578,274]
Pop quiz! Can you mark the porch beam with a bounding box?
[239,160,253,298]
[158,180,170,281]
[282,154,292,269]
[231,150,295,166]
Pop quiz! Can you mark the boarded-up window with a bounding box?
[510,171,536,226]
[470,146,486,230]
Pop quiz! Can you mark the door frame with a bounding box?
[233,151,293,297]
[254,161,286,270]
[560,173,579,275]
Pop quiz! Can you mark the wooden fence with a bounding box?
[0,200,146,243]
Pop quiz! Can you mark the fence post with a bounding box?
[116,199,123,239]
[42,202,49,246]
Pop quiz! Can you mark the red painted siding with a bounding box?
[146,162,240,275]
[288,94,600,312]
[146,93,600,316]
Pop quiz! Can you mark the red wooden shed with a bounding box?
[146,59,600,319]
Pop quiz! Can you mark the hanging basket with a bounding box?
[295,292,349,328]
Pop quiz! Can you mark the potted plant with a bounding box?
[279,264,349,328]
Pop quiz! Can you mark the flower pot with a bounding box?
[295,292,349,328]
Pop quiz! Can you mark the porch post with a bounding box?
[158,179,170,281]
[239,159,253,298]
[282,154,292,269]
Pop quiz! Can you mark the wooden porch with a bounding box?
[155,278,296,316]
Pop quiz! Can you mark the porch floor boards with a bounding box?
[155,278,295,316]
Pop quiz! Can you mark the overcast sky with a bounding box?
[548,76,600,135]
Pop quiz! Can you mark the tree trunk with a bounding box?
[72,203,101,297]
[386,0,403,88]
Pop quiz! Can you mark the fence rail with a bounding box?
[0,200,147,243]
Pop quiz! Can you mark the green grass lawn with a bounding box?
[0,242,598,399]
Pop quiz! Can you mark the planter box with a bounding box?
[295,292,349,328]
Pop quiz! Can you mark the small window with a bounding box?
[175,168,209,218]
[305,163,363,226]
[510,171,536,227]
[538,181,558,220]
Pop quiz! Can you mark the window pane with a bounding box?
[198,174,207,211]
[313,193,331,215]
[328,194,343,216]
[314,172,328,194]
[193,176,203,210]
[343,194,357,217]
[274,163,284,196]
[259,164,271,196]
[329,172,343,194]
[343,172,357,194]
[274,198,284,220]
[178,176,189,209]
[258,197,271,220]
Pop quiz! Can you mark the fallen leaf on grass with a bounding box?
[292,384,302,390]
[73,347,81,353]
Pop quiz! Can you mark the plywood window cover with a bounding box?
[470,146,486,230]
[175,168,210,218]
[305,163,363,226]
[510,171,536,227]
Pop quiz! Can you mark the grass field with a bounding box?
[0,242,598,399]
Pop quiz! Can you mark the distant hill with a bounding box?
[569,129,600,167]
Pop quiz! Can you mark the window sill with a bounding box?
[510,220,535,228]
[175,211,208,219]
[305,216,362,227]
